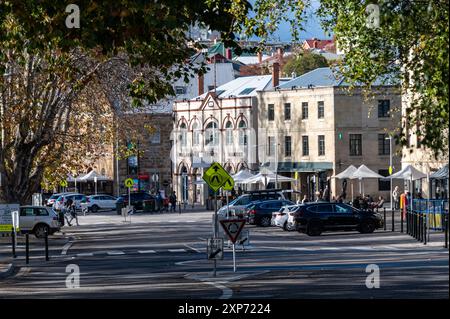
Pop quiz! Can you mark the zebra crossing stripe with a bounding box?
[107,251,125,255]
[77,253,94,257]
[168,249,186,253]
[138,250,156,254]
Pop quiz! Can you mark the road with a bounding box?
[0,209,448,298]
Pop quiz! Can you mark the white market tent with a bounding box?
[332,165,358,201]
[241,168,296,186]
[382,164,427,208]
[350,165,384,196]
[231,169,254,183]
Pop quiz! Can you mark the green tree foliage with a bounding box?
[317,0,449,157]
[0,1,307,203]
[282,51,329,77]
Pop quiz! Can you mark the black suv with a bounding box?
[246,199,295,227]
[116,192,155,210]
[293,202,383,236]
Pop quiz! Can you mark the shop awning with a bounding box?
[430,164,449,180]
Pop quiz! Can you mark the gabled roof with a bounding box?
[192,75,291,100]
[278,67,399,90]
[303,39,334,50]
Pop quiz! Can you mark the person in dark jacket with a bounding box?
[169,191,177,212]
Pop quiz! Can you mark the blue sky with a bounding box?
[251,1,332,41]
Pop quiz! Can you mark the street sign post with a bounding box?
[207,238,224,260]
[202,162,235,277]
[60,180,68,192]
[124,178,134,223]
[0,204,20,233]
[220,219,246,272]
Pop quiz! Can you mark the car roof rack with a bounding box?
[244,189,283,195]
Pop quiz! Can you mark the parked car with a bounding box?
[218,189,286,218]
[53,193,86,211]
[83,194,117,213]
[46,192,75,207]
[272,205,300,231]
[19,206,61,238]
[116,192,155,211]
[293,202,384,236]
[246,199,295,227]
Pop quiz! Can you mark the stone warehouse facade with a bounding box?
[115,113,174,197]
[257,68,403,201]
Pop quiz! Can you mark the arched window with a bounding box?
[179,123,187,147]
[205,122,219,146]
[225,121,233,145]
[192,122,200,146]
[238,120,247,146]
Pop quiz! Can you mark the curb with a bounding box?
[0,263,17,280]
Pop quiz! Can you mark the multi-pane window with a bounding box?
[285,136,292,157]
[192,122,200,146]
[267,136,275,156]
[179,123,187,147]
[378,100,390,118]
[302,102,308,119]
[225,121,233,145]
[284,103,291,120]
[378,133,390,155]
[268,104,274,121]
[175,86,187,95]
[205,122,219,146]
[302,136,309,156]
[318,135,325,156]
[349,134,362,156]
[238,120,247,145]
[318,101,325,119]
[378,169,390,191]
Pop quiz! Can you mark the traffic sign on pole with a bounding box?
[202,162,232,192]
[124,178,134,188]
[220,219,246,244]
[60,180,68,188]
[222,176,235,191]
[206,238,224,260]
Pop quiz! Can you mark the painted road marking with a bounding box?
[107,251,125,255]
[138,250,156,254]
[77,253,94,257]
[168,249,186,253]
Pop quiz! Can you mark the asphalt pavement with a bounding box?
[0,209,448,299]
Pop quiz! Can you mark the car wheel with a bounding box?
[306,221,322,236]
[34,224,50,239]
[359,220,375,234]
[260,217,271,227]
[91,205,99,213]
[282,221,288,231]
[286,222,295,231]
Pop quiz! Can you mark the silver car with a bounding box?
[19,206,61,238]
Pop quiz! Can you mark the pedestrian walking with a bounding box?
[392,186,400,210]
[65,198,79,226]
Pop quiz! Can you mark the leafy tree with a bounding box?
[282,51,329,77]
[317,0,449,157]
[0,1,307,203]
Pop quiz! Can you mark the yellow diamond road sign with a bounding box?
[124,178,134,188]
[222,176,235,191]
[203,162,233,192]
[60,180,68,187]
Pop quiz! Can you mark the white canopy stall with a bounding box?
[332,165,358,201]
[350,165,384,197]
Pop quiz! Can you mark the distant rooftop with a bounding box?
[278,67,399,90]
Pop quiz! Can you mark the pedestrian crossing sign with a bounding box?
[202,162,233,192]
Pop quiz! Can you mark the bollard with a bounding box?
[383,208,386,231]
[418,213,422,242]
[178,202,181,215]
[11,229,16,258]
[391,208,395,232]
[406,210,409,235]
[445,214,448,249]
[401,208,404,233]
[423,214,427,245]
[25,233,29,264]
[45,229,49,261]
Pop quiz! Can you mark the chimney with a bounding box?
[272,62,280,87]
[257,51,262,64]
[225,48,232,60]
[313,40,318,49]
[198,74,204,96]
[277,47,284,58]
